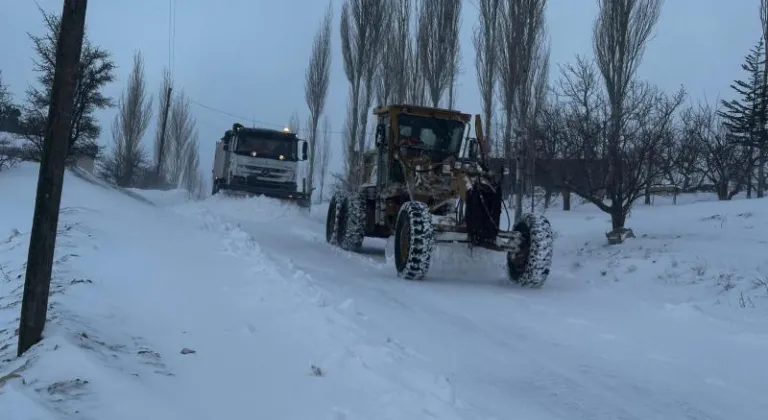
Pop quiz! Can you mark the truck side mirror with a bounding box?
[301,141,308,161]
[375,124,386,147]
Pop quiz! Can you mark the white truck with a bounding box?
[211,123,310,206]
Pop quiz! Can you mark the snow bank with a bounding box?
[0,163,476,419]
[545,195,768,313]
[186,187,768,419]
[126,187,190,207]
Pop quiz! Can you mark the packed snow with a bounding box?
[1,162,767,419]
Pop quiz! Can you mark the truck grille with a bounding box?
[243,165,290,182]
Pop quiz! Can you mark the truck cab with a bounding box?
[212,123,309,203]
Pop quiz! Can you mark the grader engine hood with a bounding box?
[404,154,455,200]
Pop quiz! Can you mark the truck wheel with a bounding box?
[337,192,365,252]
[506,213,554,288]
[326,193,342,245]
[211,181,220,195]
[394,201,434,280]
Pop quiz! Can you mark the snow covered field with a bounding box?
[1,162,767,419]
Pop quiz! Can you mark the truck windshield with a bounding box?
[235,135,297,161]
[397,114,465,157]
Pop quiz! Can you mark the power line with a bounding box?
[187,97,371,136]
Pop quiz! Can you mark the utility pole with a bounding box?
[18,0,88,357]
[155,85,172,184]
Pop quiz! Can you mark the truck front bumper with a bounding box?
[218,181,309,204]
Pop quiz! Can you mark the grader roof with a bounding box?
[373,104,472,123]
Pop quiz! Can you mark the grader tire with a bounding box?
[326,193,342,245]
[394,201,434,280]
[506,213,554,288]
[337,192,366,252]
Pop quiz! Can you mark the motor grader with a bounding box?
[325,104,554,286]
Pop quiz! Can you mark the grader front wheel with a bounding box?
[394,201,434,280]
[506,213,554,288]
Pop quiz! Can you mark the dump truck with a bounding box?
[212,123,310,206]
[325,104,554,286]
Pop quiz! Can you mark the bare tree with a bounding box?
[340,0,390,186]
[315,117,333,202]
[392,0,413,104]
[684,103,750,200]
[552,57,683,225]
[288,111,301,133]
[305,2,333,202]
[592,0,664,236]
[497,0,546,162]
[446,3,462,109]
[416,0,461,108]
[531,96,568,208]
[99,51,153,187]
[0,70,9,112]
[375,8,397,106]
[181,131,204,199]
[153,70,173,184]
[166,91,196,186]
[759,0,768,196]
[340,92,357,180]
[473,0,501,155]
[661,125,702,203]
[495,0,549,219]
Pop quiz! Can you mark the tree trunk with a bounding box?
[758,146,765,198]
[347,79,361,186]
[716,182,729,200]
[644,155,652,205]
[610,204,626,230]
[307,121,318,202]
[562,189,571,211]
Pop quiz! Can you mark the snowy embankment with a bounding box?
[0,163,467,420]
[168,190,768,419]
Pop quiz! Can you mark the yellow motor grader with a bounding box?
[326,104,554,286]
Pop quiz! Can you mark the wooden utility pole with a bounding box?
[18,0,88,357]
[154,85,173,183]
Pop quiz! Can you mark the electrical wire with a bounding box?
[186,97,372,137]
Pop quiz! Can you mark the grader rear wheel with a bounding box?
[326,192,365,252]
[325,193,341,245]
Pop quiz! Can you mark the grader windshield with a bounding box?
[397,114,465,158]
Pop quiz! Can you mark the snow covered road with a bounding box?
[2,163,766,419]
[177,194,768,420]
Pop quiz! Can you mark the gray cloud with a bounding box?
[0,0,762,176]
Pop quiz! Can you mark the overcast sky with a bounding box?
[0,0,763,179]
